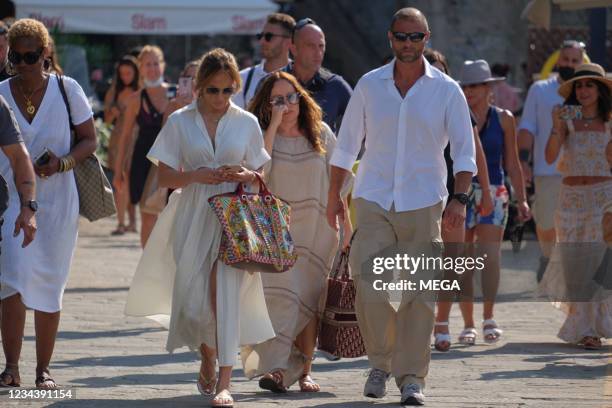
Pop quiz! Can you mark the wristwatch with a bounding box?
[21,200,38,212]
[452,193,469,206]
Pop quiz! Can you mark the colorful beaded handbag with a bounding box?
[208,174,297,273]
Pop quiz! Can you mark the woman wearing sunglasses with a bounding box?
[113,45,169,247]
[423,49,494,352]
[540,63,612,350]
[0,18,96,389]
[125,48,274,408]
[458,59,531,344]
[242,71,353,393]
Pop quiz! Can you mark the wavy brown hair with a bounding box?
[248,71,325,154]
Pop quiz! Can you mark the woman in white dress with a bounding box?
[0,19,96,389]
[125,48,274,407]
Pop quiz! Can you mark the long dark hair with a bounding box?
[248,71,325,154]
[112,56,140,103]
[565,79,612,122]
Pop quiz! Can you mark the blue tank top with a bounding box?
[475,107,505,185]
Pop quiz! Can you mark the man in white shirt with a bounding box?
[232,13,295,109]
[517,40,585,281]
[327,8,476,406]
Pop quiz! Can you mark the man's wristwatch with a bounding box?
[452,193,469,206]
[21,200,38,212]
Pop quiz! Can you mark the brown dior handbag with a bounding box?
[317,243,366,358]
[57,75,116,222]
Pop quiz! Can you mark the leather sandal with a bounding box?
[581,336,602,350]
[258,370,287,393]
[35,372,58,389]
[458,327,478,345]
[0,365,20,387]
[111,224,126,236]
[433,321,451,352]
[483,319,503,344]
[299,374,320,392]
[197,372,217,396]
[211,389,233,407]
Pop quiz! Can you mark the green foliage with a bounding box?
[51,28,112,69]
[94,118,112,167]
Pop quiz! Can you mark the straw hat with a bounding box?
[558,63,612,99]
[458,60,505,86]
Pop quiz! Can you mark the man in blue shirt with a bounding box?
[283,18,352,133]
[518,40,585,281]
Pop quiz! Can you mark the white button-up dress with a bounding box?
[125,101,275,366]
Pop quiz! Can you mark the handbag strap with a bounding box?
[331,229,358,281]
[56,74,74,130]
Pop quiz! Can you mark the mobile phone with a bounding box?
[177,77,192,98]
[35,148,50,166]
[561,105,583,121]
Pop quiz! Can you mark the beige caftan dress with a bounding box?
[241,124,352,386]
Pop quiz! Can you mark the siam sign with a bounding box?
[232,15,266,32]
[132,14,167,31]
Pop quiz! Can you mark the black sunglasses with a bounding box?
[256,32,290,42]
[391,31,426,43]
[205,87,234,95]
[292,18,316,39]
[8,48,44,65]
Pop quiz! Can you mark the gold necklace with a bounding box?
[18,78,46,116]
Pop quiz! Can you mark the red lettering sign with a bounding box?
[28,13,64,31]
[232,15,266,33]
[132,14,167,31]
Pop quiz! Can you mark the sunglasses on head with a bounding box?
[205,86,234,95]
[292,18,316,39]
[8,48,44,65]
[295,18,315,30]
[270,92,301,106]
[256,32,290,42]
[391,31,426,43]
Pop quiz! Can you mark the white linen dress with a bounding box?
[0,76,91,313]
[125,101,275,366]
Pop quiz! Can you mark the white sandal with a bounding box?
[458,327,477,345]
[433,321,451,352]
[483,319,503,344]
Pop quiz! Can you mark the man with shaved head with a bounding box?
[328,7,476,405]
[283,18,352,133]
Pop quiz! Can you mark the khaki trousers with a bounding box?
[349,198,443,389]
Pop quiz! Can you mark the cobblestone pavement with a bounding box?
[1,217,610,407]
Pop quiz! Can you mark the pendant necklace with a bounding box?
[18,79,46,116]
[583,115,598,128]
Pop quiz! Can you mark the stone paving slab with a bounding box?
[1,217,609,407]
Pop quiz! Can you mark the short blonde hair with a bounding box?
[138,45,165,65]
[8,18,50,49]
[194,48,241,96]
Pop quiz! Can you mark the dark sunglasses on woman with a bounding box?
[256,32,290,42]
[8,48,44,65]
[270,92,301,106]
[391,31,426,43]
[205,87,234,95]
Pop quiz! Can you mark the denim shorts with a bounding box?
[466,183,509,229]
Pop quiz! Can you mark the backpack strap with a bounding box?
[242,66,256,102]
